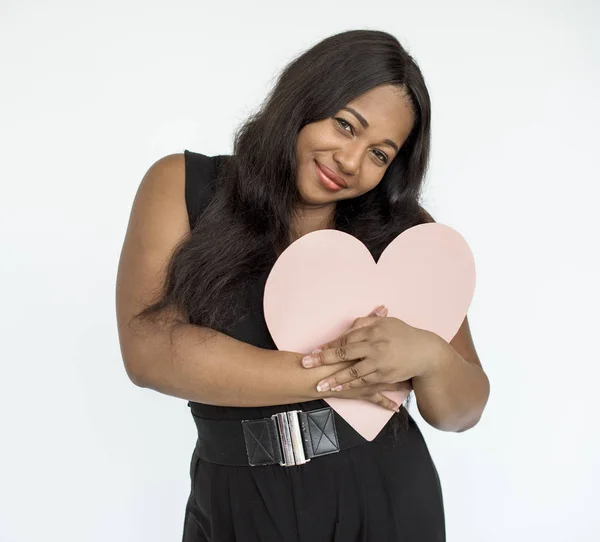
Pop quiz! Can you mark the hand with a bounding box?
[328,379,413,412]
[302,304,440,395]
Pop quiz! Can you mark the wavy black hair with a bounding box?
[135,29,435,430]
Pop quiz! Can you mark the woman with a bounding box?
[116,29,489,541]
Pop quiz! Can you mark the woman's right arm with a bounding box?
[115,153,401,410]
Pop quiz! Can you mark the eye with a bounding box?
[373,150,389,164]
[334,117,389,165]
[335,117,354,134]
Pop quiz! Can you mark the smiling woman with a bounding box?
[116,29,453,542]
[295,84,415,215]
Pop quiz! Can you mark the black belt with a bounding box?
[191,406,367,467]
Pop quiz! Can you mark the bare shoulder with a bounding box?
[136,152,186,204]
[127,152,190,244]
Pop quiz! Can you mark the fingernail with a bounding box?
[317,381,330,392]
[311,347,322,355]
[375,306,387,317]
[302,355,315,368]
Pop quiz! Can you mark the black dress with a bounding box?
[180,150,446,542]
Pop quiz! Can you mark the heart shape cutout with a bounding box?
[263,223,476,441]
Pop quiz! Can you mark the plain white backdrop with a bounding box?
[1,1,599,540]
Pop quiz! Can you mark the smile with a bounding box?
[315,161,346,191]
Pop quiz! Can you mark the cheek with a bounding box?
[295,131,314,166]
[298,123,335,150]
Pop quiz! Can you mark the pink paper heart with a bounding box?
[263,223,476,441]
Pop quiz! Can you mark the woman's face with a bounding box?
[294,84,416,210]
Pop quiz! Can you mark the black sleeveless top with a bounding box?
[180,149,446,542]
[182,149,330,421]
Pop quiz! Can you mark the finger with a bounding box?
[340,313,381,339]
[303,338,370,368]
[329,370,378,392]
[368,305,388,317]
[332,375,412,394]
[316,359,375,392]
[367,392,399,412]
[314,318,378,353]
[352,315,384,328]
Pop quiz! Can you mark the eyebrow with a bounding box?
[341,106,400,153]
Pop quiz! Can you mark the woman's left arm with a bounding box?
[303,311,490,433]
[412,315,490,432]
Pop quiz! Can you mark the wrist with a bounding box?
[297,354,351,400]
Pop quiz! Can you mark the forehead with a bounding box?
[345,85,415,140]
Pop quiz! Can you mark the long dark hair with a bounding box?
[135,29,434,428]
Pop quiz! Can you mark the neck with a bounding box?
[290,204,336,242]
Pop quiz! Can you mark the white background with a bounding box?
[1,1,599,540]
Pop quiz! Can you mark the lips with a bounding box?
[315,161,348,188]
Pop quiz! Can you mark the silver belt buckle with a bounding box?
[271,410,310,467]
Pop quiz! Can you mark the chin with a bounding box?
[296,186,322,205]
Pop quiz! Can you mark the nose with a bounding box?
[333,145,362,176]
